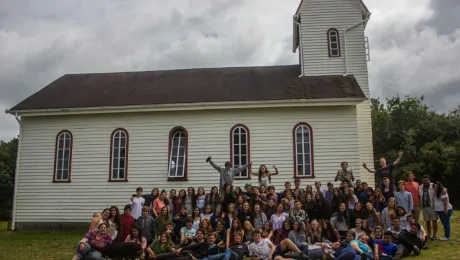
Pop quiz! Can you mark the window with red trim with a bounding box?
[168,127,188,180]
[327,28,341,57]
[110,128,129,181]
[293,123,314,177]
[230,124,250,179]
[53,130,73,182]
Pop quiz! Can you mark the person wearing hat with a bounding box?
[206,156,252,201]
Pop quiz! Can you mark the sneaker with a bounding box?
[440,236,450,241]
[299,252,310,260]
[431,236,437,240]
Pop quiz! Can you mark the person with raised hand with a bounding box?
[250,164,279,187]
[362,151,403,190]
[206,156,252,201]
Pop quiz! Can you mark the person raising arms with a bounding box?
[362,151,403,190]
[250,164,279,187]
[206,156,252,201]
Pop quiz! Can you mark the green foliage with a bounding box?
[0,138,18,220]
[371,96,460,207]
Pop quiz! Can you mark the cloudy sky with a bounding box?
[1,0,459,141]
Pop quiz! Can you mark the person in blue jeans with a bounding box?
[72,222,113,260]
[433,182,454,241]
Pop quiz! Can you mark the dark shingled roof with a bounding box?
[9,65,366,111]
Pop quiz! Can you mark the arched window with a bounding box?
[327,28,341,57]
[293,123,314,177]
[53,130,73,182]
[109,128,129,181]
[168,127,188,180]
[230,124,251,179]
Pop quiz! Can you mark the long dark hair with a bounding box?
[152,188,160,200]
[130,224,143,241]
[336,203,349,226]
[258,165,271,183]
[434,182,444,198]
[109,206,121,228]
[321,220,336,242]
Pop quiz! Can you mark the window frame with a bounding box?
[109,128,129,182]
[230,124,251,180]
[53,130,73,183]
[167,126,188,181]
[327,28,341,57]
[292,122,314,178]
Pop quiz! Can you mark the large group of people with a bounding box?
[71,154,454,260]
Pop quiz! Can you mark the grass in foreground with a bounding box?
[1,213,460,260]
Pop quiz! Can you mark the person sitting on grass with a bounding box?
[174,232,230,260]
[248,230,308,260]
[180,218,197,246]
[373,231,398,260]
[146,232,176,260]
[125,225,147,259]
[394,223,423,258]
[72,222,112,260]
[228,231,250,260]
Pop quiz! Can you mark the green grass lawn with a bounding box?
[1,213,460,260]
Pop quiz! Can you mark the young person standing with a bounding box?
[404,171,421,222]
[130,187,146,220]
[395,180,413,213]
[418,175,438,240]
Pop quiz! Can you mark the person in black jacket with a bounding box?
[395,223,422,258]
[174,233,231,260]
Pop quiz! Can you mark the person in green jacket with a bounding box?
[146,232,175,260]
[154,206,173,239]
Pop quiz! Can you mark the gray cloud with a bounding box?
[1,0,459,141]
[419,0,460,36]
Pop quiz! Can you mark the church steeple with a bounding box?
[292,0,371,88]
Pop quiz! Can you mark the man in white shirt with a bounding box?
[249,230,308,260]
[130,187,145,219]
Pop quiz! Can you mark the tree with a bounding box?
[370,96,460,207]
[0,137,18,220]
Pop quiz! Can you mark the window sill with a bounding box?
[168,177,188,182]
[108,179,128,182]
[52,180,71,183]
[234,176,251,180]
[294,175,315,179]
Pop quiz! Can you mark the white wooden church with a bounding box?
[7,0,374,230]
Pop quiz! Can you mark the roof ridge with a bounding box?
[64,64,300,76]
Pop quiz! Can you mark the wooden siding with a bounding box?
[16,106,362,223]
[299,0,374,185]
[299,0,368,93]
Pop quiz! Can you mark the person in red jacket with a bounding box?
[120,204,135,241]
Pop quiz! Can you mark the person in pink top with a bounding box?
[152,190,168,218]
[405,171,421,222]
